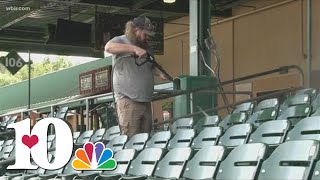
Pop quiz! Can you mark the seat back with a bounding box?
[105,135,128,153]
[0,145,14,159]
[127,148,164,176]
[249,120,290,145]
[258,140,319,180]
[247,108,278,127]
[218,112,247,130]
[233,102,254,115]
[145,131,171,149]
[63,156,80,175]
[171,118,194,134]
[254,98,279,112]
[296,88,318,101]
[75,130,94,145]
[103,125,121,144]
[167,129,195,150]
[191,127,223,149]
[194,115,220,133]
[277,104,312,126]
[279,94,311,114]
[124,133,149,151]
[55,106,69,120]
[47,134,56,148]
[312,108,320,117]
[286,116,320,141]
[218,123,253,147]
[153,147,192,179]
[90,128,106,143]
[312,93,320,114]
[183,146,225,179]
[73,132,81,143]
[216,143,266,180]
[101,149,136,175]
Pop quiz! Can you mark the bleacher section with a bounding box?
[1,88,320,179]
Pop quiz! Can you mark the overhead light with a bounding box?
[163,0,176,3]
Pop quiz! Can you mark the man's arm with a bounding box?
[153,67,167,80]
[105,42,146,57]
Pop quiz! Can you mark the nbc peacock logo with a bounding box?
[72,142,117,170]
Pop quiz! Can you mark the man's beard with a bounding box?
[127,31,148,49]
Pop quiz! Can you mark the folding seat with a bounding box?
[254,98,279,112]
[73,132,81,143]
[147,147,192,179]
[233,102,255,115]
[215,143,266,180]
[120,148,164,180]
[105,135,128,153]
[170,118,193,134]
[124,133,149,151]
[102,125,121,144]
[247,107,278,127]
[249,120,290,146]
[89,128,106,143]
[258,140,319,180]
[28,168,63,180]
[285,116,320,141]
[182,146,225,180]
[0,145,14,161]
[218,123,253,148]
[99,149,137,180]
[74,130,94,148]
[0,116,17,132]
[193,115,220,133]
[279,94,311,115]
[296,88,318,101]
[145,131,171,149]
[55,106,69,120]
[167,129,195,150]
[277,104,312,126]
[191,127,223,150]
[218,112,247,130]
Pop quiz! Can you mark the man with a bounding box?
[105,16,165,138]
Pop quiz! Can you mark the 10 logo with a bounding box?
[7,118,73,170]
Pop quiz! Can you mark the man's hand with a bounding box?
[134,46,147,58]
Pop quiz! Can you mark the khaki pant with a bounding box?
[116,97,152,138]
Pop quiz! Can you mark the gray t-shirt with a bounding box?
[110,35,154,102]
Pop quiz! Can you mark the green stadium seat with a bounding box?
[89,128,106,143]
[296,88,318,101]
[216,143,266,180]
[218,123,253,148]
[170,118,194,134]
[182,146,226,180]
[105,135,128,153]
[102,125,121,144]
[167,129,195,150]
[74,130,94,147]
[279,94,311,115]
[124,133,149,151]
[72,132,80,143]
[258,140,319,180]
[285,116,320,141]
[147,147,192,179]
[312,93,320,114]
[277,104,312,126]
[191,127,223,150]
[145,131,171,149]
[249,120,290,145]
[246,107,278,127]
[254,98,279,112]
[233,102,255,115]
[193,115,220,133]
[120,148,164,180]
[99,149,137,180]
[218,112,247,130]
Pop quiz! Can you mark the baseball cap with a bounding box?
[132,16,156,36]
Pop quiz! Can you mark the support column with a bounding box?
[189,0,211,76]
